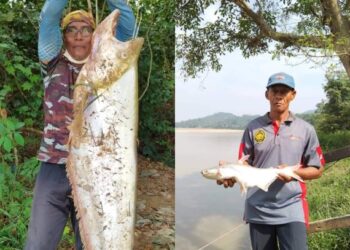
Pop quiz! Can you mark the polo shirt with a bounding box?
[239,112,324,225]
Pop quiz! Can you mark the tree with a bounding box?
[0,0,174,166]
[316,68,350,132]
[176,0,350,78]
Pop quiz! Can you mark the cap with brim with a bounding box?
[266,72,295,89]
[61,10,96,30]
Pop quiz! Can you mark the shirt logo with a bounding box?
[289,135,302,141]
[254,129,266,144]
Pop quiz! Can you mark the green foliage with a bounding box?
[315,69,350,133]
[295,112,317,126]
[176,0,349,78]
[0,118,25,153]
[317,130,350,153]
[0,159,39,248]
[136,0,175,167]
[308,158,350,249]
[0,1,43,130]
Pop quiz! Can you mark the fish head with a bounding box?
[78,9,144,90]
[201,168,221,180]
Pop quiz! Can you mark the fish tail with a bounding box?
[281,166,304,182]
[290,172,304,182]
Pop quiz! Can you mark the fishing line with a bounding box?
[197,223,245,250]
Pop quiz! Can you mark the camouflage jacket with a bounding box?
[38,54,83,164]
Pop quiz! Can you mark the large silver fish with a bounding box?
[66,10,144,250]
[201,159,303,193]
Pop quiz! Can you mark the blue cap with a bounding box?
[267,72,295,89]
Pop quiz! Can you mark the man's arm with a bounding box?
[278,165,324,182]
[107,0,136,41]
[295,165,323,180]
[38,0,68,64]
[279,125,325,182]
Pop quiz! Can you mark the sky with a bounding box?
[176,51,331,122]
[175,2,336,122]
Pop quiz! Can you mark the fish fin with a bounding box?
[236,179,247,195]
[290,164,304,182]
[216,168,222,179]
[257,183,269,192]
[239,184,247,195]
[257,176,276,192]
[238,154,250,165]
[281,165,304,183]
[290,173,304,182]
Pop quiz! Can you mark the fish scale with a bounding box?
[66,9,144,249]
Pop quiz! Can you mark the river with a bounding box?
[175,128,251,250]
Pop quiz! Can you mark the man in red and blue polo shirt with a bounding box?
[219,72,324,250]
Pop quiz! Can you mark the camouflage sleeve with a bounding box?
[38,0,67,62]
[302,126,325,168]
[238,127,254,165]
[107,0,136,41]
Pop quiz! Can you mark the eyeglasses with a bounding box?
[65,26,93,37]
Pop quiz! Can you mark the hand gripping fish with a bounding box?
[66,10,144,250]
[201,156,304,194]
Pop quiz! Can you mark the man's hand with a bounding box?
[216,160,236,188]
[217,179,235,188]
[277,164,293,182]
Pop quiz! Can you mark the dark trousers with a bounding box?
[249,222,308,250]
[24,162,82,250]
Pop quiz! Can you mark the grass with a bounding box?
[307,158,350,249]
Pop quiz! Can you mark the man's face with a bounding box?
[64,21,93,61]
[265,84,296,113]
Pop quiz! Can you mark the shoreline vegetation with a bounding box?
[307,158,350,249]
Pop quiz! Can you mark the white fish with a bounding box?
[66,10,144,250]
[201,157,303,193]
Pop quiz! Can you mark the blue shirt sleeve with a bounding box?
[38,0,67,63]
[107,0,136,41]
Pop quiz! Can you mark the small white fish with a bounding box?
[201,157,303,193]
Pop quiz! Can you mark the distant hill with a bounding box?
[176,112,259,129]
[176,111,316,129]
